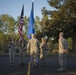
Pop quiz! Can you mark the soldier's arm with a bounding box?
[63,39,68,53]
[8,42,11,48]
[46,43,49,50]
[27,40,30,53]
[40,43,42,49]
[23,41,27,51]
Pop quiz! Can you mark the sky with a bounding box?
[0,0,55,20]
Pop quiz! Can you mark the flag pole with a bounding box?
[27,0,35,39]
[18,5,24,39]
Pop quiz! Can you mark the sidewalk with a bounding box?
[0,52,76,57]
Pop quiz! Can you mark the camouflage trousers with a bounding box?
[19,50,25,63]
[40,50,47,63]
[58,53,66,68]
[9,49,15,64]
[30,49,39,64]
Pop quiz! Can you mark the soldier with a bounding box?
[8,37,16,66]
[57,32,68,71]
[19,37,27,66]
[40,38,48,66]
[27,34,39,67]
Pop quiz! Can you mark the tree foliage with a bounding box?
[47,0,76,51]
[46,0,76,38]
[0,14,43,51]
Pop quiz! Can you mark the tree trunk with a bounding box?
[72,31,76,52]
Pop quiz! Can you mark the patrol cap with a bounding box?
[59,32,64,36]
[42,37,46,41]
[42,37,45,40]
[31,34,35,37]
[31,34,35,36]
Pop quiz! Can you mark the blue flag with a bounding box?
[27,1,35,39]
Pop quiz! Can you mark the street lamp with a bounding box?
[41,7,46,37]
[41,7,52,37]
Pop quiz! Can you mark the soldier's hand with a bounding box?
[63,49,68,53]
[66,49,68,53]
[27,50,30,53]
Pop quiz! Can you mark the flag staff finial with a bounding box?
[32,0,34,2]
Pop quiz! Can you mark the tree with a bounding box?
[40,7,54,38]
[0,14,15,35]
[47,0,76,52]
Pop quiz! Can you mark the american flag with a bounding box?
[18,5,24,37]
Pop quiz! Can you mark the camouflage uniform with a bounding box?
[19,39,27,66]
[8,40,16,65]
[27,38,39,66]
[58,32,68,70]
[40,42,48,65]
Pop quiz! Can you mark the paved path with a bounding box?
[0,55,76,75]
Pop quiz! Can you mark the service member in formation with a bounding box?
[19,36,27,66]
[27,34,40,67]
[40,37,48,66]
[8,37,16,66]
[57,32,68,71]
